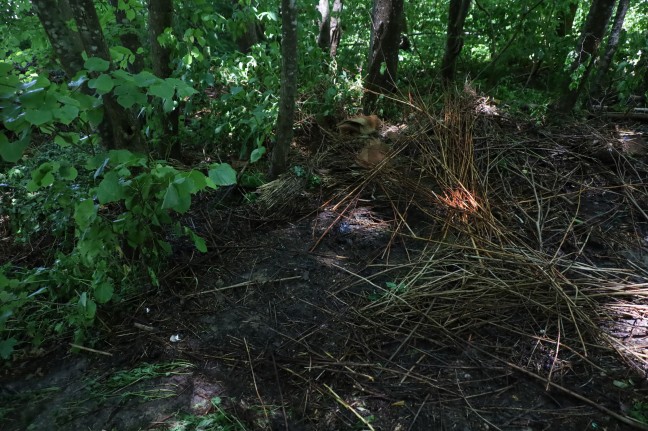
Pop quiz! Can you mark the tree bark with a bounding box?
[555,0,616,113]
[441,0,471,83]
[270,0,298,178]
[149,0,180,159]
[363,0,403,112]
[555,1,578,37]
[329,0,343,57]
[109,0,144,73]
[33,0,141,151]
[31,0,85,78]
[68,0,141,150]
[591,0,629,101]
[317,0,330,50]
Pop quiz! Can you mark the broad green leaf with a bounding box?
[0,132,29,162]
[86,107,104,127]
[59,165,78,180]
[88,74,114,94]
[97,171,124,203]
[161,183,180,210]
[163,97,175,112]
[54,132,80,148]
[24,109,53,126]
[148,81,175,99]
[186,170,207,192]
[55,105,79,125]
[74,199,97,229]
[84,57,110,72]
[208,163,236,186]
[250,146,266,163]
[0,62,12,74]
[167,78,198,98]
[0,338,18,360]
[94,282,114,304]
[133,71,157,87]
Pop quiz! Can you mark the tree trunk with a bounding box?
[363,0,403,113]
[31,0,85,78]
[441,0,471,83]
[591,0,629,101]
[270,0,298,178]
[33,0,141,151]
[555,1,578,37]
[555,0,616,113]
[109,0,144,73]
[69,0,141,151]
[317,0,330,50]
[329,0,343,57]
[149,0,180,159]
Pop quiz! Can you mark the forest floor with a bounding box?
[2,95,648,431]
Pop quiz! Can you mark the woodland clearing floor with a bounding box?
[2,106,648,431]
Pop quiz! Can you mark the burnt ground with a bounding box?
[2,103,648,431]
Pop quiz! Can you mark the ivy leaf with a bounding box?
[208,163,237,186]
[94,282,114,304]
[84,57,110,72]
[97,171,124,203]
[148,80,175,99]
[24,109,53,126]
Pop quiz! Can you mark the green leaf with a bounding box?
[148,81,175,99]
[54,132,80,148]
[74,199,97,229]
[88,74,114,95]
[133,71,158,87]
[79,294,97,320]
[250,146,266,163]
[193,234,207,252]
[208,163,237,186]
[0,132,29,162]
[161,183,181,211]
[59,165,78,180]
[0,338,18,360]
[24,109,53,126]
[94,282,114,304]
[55,105,79,125]
[84,57,110,72]
[97,171,124,203]
[186,170,207,192]
[0,62,12,74]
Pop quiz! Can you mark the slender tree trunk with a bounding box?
[109,0,144,73]
[591,0,629,101]
[317,0,330,50]
[556,1,578,37]
[149,0,180,159]
[329,0,343,57]
[363,0,403,112]
[555,0,616,113]
[270,0,298,178]
[441,0,471,83]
